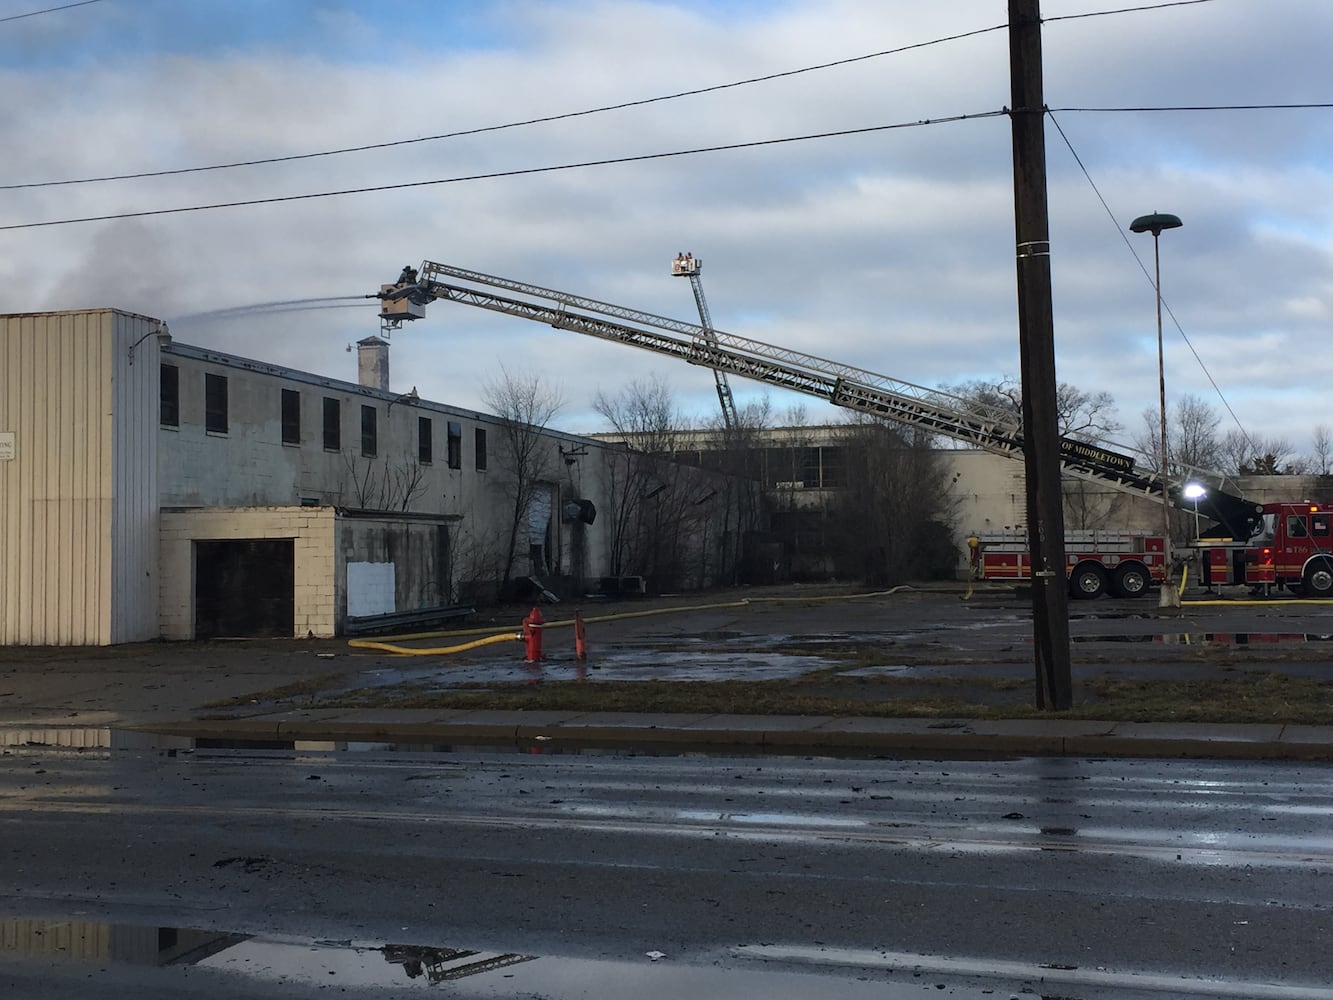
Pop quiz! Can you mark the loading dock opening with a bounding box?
[194,539,295,638]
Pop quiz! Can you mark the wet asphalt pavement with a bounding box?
[6,587,1333,998]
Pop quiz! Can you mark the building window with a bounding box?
[800,447,821,487]
[361,405,378,457]
[819,445,846,488]
[475,427,487,471]
[160,364,179,427]
[447,421,462,469]
[204,373,228,434]
[418,417,432,464]
[323,397,341,451]
[281,389,300,445]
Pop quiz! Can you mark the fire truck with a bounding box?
[1197,502,1333,597]
[374,260,1275,595]
[968,529,1167,599]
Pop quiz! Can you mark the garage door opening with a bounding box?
[194,539,295,638]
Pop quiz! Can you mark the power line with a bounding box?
[0,22,1008,192]
[0,0,101,24]
[0,1,1235,193]
[0,110,1006,232]
[0,0,1252,195]
[1054,103,1333,112]
[1047,110,1255,454]
[1044,0,1219,23]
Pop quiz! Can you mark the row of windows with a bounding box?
[161,365,487,470]
[673,445,849,489]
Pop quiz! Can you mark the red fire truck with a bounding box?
[1197,502,1333,597]
[968,529,1167,599]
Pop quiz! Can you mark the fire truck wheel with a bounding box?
[1070,563,1108,600]
[1304,559,1333,598]
[1111,563,1150,599]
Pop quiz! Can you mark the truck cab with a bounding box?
[1199,502,1333,597]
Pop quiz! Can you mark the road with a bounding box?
[2,740,1333,998]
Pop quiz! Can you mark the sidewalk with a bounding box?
[2,643,1332,759]
[133,708,1333,761]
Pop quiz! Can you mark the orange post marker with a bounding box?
[574,610,587,662]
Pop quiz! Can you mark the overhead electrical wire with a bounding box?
[0,110,1007,232]
[1044,0,1219,23]
[0,0,1249,200]
[0,23,1009,192]
[1047,110,1256,455]
[1054,102,1333,112]
[0,0,101,24]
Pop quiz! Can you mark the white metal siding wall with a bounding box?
[108,313,162,642]
[1,312,116,644]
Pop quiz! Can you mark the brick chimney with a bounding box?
[356,336,389,391]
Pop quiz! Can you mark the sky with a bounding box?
[2,0,1330,461]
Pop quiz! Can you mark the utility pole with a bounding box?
[1008,0,1073,710]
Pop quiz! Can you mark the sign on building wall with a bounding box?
[0,432,14,461]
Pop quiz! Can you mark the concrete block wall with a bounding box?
[159,506,337,640]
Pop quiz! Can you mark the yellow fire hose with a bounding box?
[347,589,915,657]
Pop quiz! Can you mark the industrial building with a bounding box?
[5,308,1318,646]
[1,309,740,645]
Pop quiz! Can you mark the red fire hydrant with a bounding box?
[522,607,545,663]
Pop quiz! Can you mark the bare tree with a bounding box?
[341,453,428,511]
[1134,394,1223,475]
[1062,477,1130,532]
[481,367,564,591]
[700,395,770,584]
[827,417,959,586]
[942,376,1121,440]
[593,375,693,585]
[1313,425,1332,476]
[1221,428,1300,476]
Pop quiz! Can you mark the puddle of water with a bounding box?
[741,944,1333,1000]
[1071,632,1333,645]
[0,727,194,751]
[343,651,833,692]
[0,916,1000,998]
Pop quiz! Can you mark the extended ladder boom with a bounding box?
[671,254,737,431]
[376,262,1264,540]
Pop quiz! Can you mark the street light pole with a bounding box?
[1130,212,1183,609]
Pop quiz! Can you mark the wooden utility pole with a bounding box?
[1008,0,1073,710]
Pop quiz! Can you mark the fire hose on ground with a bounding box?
[346,588,916,659]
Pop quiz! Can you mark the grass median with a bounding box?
[210,669,1333,726]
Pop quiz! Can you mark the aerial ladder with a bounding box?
[375,262,1264,541]
[671,253,737,431]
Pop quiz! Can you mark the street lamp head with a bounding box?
[1130,212,1183,236]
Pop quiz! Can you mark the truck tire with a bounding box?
[1304,559,1333,599]
[1111,563,1150,599]
[1070,563,1108,600]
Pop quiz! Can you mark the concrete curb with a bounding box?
[117,713,1333,761]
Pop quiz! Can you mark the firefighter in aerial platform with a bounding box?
[397,264,418,286]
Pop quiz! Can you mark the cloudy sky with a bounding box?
[2,0,1330,459]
